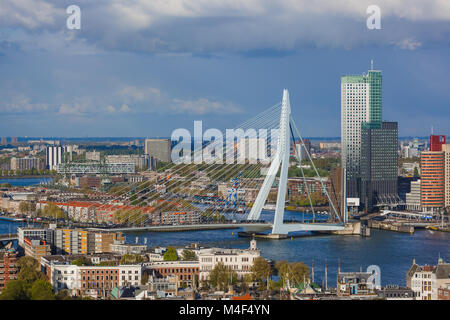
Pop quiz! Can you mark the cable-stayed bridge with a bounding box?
[75,90,347,236]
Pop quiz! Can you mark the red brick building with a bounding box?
[146,261,200,286]
[0,249,19,291]
[438,287,450,300]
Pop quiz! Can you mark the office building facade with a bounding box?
[105,154,149,170]
[145,139,171,163]
[420,151,445,210]
[10,157,41,171]
[405,179,421,211]
[46,146,63,170]
[360,122,398,211]
[443,144,450,208]
[341,68,382,198]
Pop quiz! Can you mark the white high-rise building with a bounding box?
[46,146,63,170]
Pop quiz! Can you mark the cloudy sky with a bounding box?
[1,0,450,138]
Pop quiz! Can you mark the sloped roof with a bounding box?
[435,263,450,280]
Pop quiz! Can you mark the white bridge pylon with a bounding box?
[247,89,345,235]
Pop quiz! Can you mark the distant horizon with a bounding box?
[0,136,440,142]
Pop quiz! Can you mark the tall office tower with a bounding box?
[144,139,171,163]
[360,122,398,212]
[46,146,63,170]
[430,135,446,151]
[11,137,18,144]
[420,148,445,212]
[0,137,6,145]
[341,67,382,198]
[442,144,450,208]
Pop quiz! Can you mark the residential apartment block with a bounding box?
[41,255,142,298]
[18,226,123,255]
[0,249,19,292]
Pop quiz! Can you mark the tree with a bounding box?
[71,256,92,266]
[0,280,29,300]
[268,279,282,291]
[181,249,197,261]
[239,274,253,292]
[209,262,237,291]
[31,280,55,300]
[413,166,420,177]
[275,261,309,287]
[114,208,147,226]
[120,254,144,264]
[19,202,30,214]
[141,273,149,285]
[163,247,178,261]
[40,203,67,219]
[251,257,271,290]
[17,256,46,284]
[55,289,75,300]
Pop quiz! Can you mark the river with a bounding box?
[0,177,53,186]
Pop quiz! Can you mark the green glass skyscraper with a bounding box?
[341,67,382,198]
[341,64,398,211]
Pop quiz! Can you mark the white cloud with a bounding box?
[395,38,422,50]
[105,105,116,113]
[116,85,243,115]
[119,104,131,112]
[171,97,242,115]
[0,84,239,116]
[0,94,49,112]
[0,0,64,29]
[2,0,450,53]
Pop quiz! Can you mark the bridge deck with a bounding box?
[88,223,272,233]
[0,234,18,241]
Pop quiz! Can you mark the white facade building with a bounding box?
[41,256,142,296]
[341,79,370,178]
[409,263,438,300]
[406,179,421,211]
[46,146,63,170]
[198,240,261,281]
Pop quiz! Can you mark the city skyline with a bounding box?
[1,1,450,137]
[1,0,450,305]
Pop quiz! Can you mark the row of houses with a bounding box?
[41,254,142,299]
[18,226,124,256]
[36,201,201,225]
[37,240,261,299]
[406,258,450,300]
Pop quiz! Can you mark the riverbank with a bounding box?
[0,176,54,187]
[0,175,54,179]
[285,205,330,212]
[0,216,25,222]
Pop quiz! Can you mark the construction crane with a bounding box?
[225,172,245,212]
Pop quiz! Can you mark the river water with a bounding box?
[0,177,53,186]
